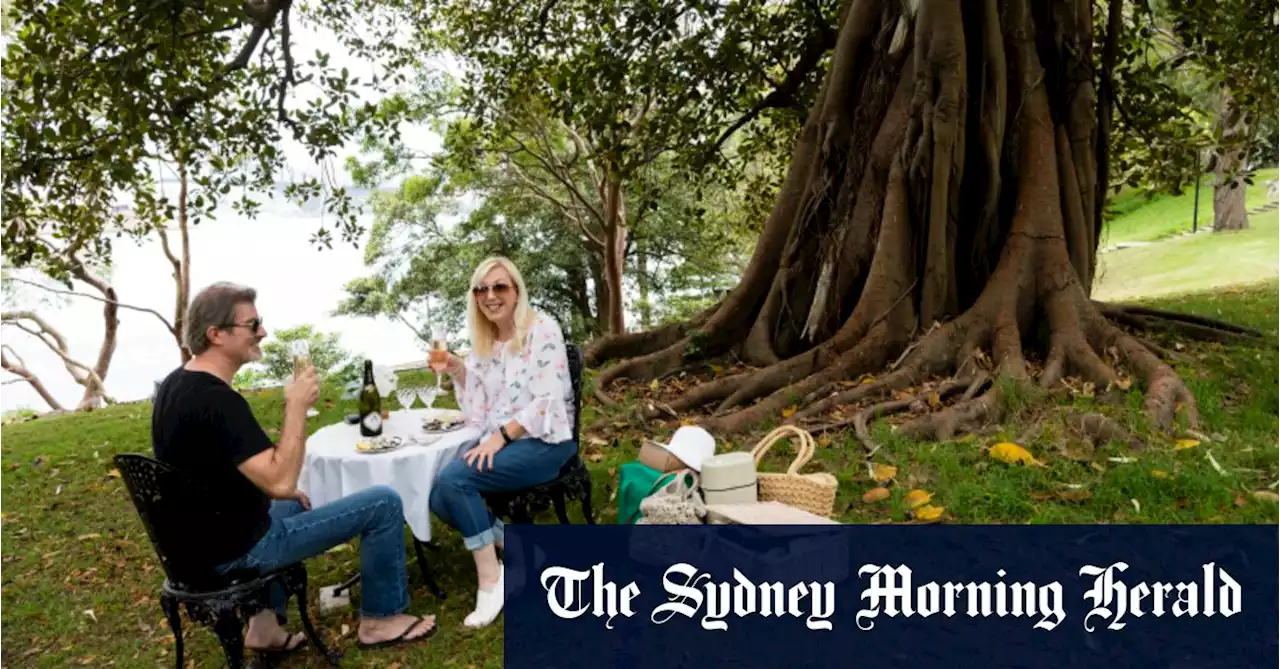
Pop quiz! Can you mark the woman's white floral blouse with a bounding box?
[455,311,575,444]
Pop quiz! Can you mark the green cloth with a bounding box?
[616,461,693,524]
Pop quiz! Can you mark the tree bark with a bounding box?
[592,0,1200,440]
[158,161,194,360]
[601,174,628,334]
[1212,90,1250,232]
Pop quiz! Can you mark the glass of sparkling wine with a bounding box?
[290,341,319,417]
[428,329,449,398]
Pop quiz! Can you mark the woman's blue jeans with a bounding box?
[430,437,577,550]
[214,485,410,619]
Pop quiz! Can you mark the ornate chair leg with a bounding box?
[284,565,341,667]
[581,482,597,525]
[160,592,184,669]
[413,539,447,601]
[512,502,534,524]
[552,490,572,524]
[211,606,246,669]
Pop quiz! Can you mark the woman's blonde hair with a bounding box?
[468,256,536,358]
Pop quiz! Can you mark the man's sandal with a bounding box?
[357,616,438,650]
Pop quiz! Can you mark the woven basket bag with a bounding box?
[749,425,838,517]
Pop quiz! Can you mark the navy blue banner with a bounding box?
[503,525,1277,668]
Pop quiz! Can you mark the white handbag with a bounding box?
[637,469,706,525]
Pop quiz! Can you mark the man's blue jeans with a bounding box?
[214,485,410,619]
[430,437,577,550]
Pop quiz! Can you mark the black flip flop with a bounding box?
[251,631,308,655]
[357,616,438,650]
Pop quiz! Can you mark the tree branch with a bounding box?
[7,278,177,333]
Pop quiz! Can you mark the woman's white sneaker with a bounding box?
[463,563,505,628]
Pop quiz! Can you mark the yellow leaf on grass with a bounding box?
[782,406,798,418]
[1252,491,1280,503]
[927,392,941,408]
[649,379,660,392]
[107,469,121,478]
[862,487,891,503]
[1174,439,1200,450]
[587,452,605,463]
[872,464,898,483]
[1150,469,1172,479]
[710,365,724,374]
[861,376,876,385]
[914,504,945,521]
[903,489,932,508]
[988,442,1043,467]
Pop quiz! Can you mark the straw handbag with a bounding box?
[749,425,838,517]
[637,469,706,525]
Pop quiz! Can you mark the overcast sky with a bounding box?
[2,18,444,413]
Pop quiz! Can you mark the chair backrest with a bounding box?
[566,343,584,443]
[113,453,222,587]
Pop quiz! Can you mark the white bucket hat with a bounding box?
[653,425,717,472]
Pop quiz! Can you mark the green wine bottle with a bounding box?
[358,360,383,437]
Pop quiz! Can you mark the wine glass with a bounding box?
[290,341,320,417]
[395,386,418,411]
[427,328,449,402]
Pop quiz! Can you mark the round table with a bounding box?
[298,408,481,542]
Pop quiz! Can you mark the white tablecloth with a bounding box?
[298,408,481,542]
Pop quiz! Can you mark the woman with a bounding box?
[429,256,577,629]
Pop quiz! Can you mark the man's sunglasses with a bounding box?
[472,282,512,297]
[222,317,263,331]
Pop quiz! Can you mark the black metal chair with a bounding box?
[483,342,596,524]
[114,454,340,669]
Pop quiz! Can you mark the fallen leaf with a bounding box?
[709,365,723,374]
[587,436,608,447]
[817,434,831,447]
[107,469,121,478]
[1057,489,1092,503]
[1205,450,1226,475]
[913,505,945,521]
[861,376,876,385]
[1174,439,1200,451]
[903,489,932,508]
[1111,376,1133,391]
[862,487,891,503]
[927,392,941,408]
[781,406,798,418]
[586,452,604,463]
[649,379,660,392]
[83,609,97,623]
[1107,456,1137,464]
[1090,462,1106,472]
[1234,494,1248,507]
[1252,491,1280,503]
[1130,498,1141,513]
[1150,469,1172,479]
[988,442,1043,467]
[78,533,100,541]
[872,464,898,483]
[324,544,351,554]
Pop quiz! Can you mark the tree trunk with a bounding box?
[590,0,1199,438]
[177,161,193,360]
[68,266,117,410]
[1212,90,1250,232]
[637,243,653,329]
[602,175,628,335]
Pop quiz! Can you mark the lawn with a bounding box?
[2,283,1277,667]
[1092,207,1279,301]
[1100,166,1278,244]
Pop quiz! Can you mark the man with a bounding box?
[152,282,435,652]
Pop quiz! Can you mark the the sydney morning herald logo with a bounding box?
[537,561,1242,632]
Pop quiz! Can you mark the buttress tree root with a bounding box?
[589,0,1243,441]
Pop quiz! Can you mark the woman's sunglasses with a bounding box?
[472,282,512,297]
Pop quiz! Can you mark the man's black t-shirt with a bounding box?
[151,368,275,569]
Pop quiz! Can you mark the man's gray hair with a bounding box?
[184,282,257,356]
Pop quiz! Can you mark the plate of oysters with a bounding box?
[421,409,467,434]
[355,435,406,454]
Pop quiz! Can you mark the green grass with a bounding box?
[2,286,1277,667]
[1101,167,1278,244]
[1092,207,1279,301]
